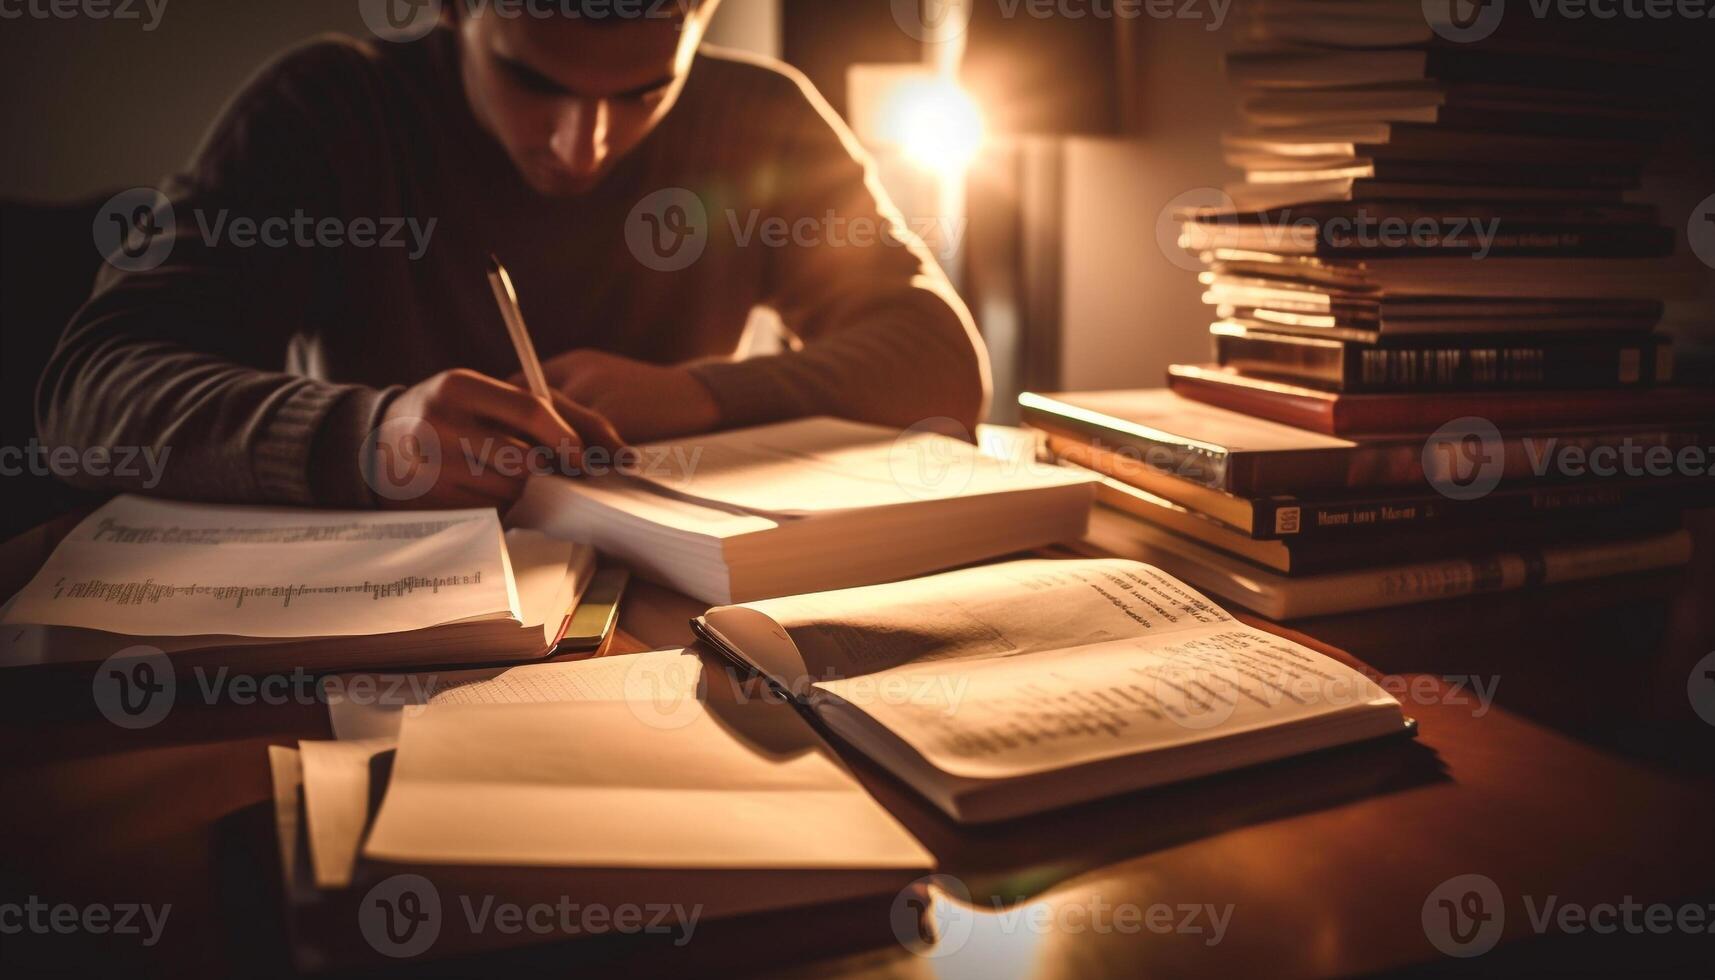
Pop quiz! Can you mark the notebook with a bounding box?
[692,557,1414,822]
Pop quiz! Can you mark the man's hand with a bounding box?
[368,368,625,509]
[530,349,721,444]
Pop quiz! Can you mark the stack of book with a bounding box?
[1020,7,1712,619]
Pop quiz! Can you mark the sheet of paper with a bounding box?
[362,698,932,871]
[323,649,694,741]
[712,558,1235,684]
[629,416,1093,517]
[268,745,305,895]
[1,496,517,638]
[820,624,1397,780]
[505,529,592,628]
[299,737,395,889]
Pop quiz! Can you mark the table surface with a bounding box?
[2,509,1712,979]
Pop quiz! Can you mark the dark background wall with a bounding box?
[0,0,780,201]
[1,1,1708,394]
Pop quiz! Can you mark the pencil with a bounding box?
[485,253,561,415]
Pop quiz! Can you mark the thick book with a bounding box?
[1019,387,1710,494]
[1086,474,1680,575]
[1204,248,1698,300]
[691,558,1415,823]
[1224,45,1683,94]
[1045,431,1715,541]
[1238,82,1674,138]
[1081,504,1693,620]
[507,417,1097,604]
[1180,210,1672,260]
[1209,320,1671,392]
[1226,178,1626,212]
[1201,275,1664,340]
[1222,123,1656,171]
[1212,309,1662,345]
[1238,156,1640,191]
[1166,364,1715,437]
[1243,0,1688,54]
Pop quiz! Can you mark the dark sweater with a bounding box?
[39,28,987,508]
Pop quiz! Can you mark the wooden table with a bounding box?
[2,510,1712,978]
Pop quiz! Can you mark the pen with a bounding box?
[485,253,563,418]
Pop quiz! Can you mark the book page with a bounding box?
[703,559,1233,687]
[324,648,694,741]
[362,699,933,870]
[630,416,1092,517]
[299,737,395,889]
[818,623,1399,780]
[0,496,516,638]
[310,651,702,884]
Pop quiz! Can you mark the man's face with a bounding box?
[455,5,713,197]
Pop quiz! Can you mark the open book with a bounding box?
[692,558,1413,823]
[1,496,595,672]
[271,650,932,969]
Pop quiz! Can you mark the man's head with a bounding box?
[451,1,720,197]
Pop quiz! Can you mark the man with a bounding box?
[39,0,988,509]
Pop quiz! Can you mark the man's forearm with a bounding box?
[688,284,989,434]
[37,323,393,506]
